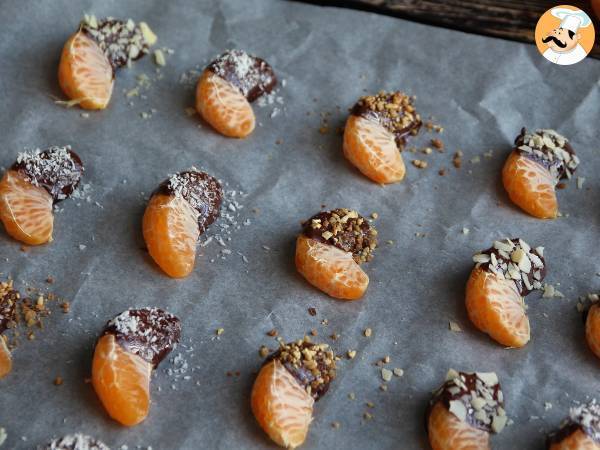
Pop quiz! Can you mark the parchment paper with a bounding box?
[1,0,599,448]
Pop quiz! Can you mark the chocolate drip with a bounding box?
[103,308,181,368]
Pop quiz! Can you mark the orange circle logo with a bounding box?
[535,5,595,65]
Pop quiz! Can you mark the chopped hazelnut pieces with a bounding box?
[453,151,463,168]
[302,208,378,264]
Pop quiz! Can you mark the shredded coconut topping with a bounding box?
[43,433,109,450]
[515,128,579,180]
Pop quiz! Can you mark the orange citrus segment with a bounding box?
[548,428,599,450]
[58,31,114,110]
[142,194,200,278]
[195,70,255,138]
[0,170,54,245]
[466,267,530,348]
[502,151,558,219]
[428,401,491,450]
[586,304,600,359]
[92,334,151,427]
[343,114,406,184]
[0,337,12,379]
[295,235,369,300]
[251,360,314,449]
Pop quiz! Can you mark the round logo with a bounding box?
[535,5,595,66]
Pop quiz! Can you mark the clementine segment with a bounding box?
[0,337,12,379]
[586,303,600,360]
[0,170,54,245]
[548,428,599,450]
[295,235,369,300]
[428,401,491,450]
[58,31,114,110]
[92,334,151,427]
[195,70,255,138]
[142,194,200,278]
[343,114,406,184]
[502,151,558,219]
[465,267,530,348]
[251,360,314,449]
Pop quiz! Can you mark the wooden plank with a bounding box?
[293,0,600,59]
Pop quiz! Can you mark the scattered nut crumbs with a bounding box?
[259,346,269,358]
[331,422,341,429]
[412,159,428,169]
[453,151,463,168]
[431,138,444,151]
[266,329,278,337]
[54,376,63,386]
[364,328,372,337]
[381,368,393,382]
[393,368,404,377]
[308,307,317,316]
[216,328,224,336]
[347,350,357,359]
[449,321,462,332]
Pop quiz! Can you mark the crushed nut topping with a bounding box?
[302,208,378,264]
[157,169,223,234]
[515,128,579,180]
[351,91,422,146]
[43,433,109,450]
[431,369,507,434]
[265,339,337,401]
[207,49,276,102]
[472,238,546,296]
[13,146,83,201]
[0,281,18,334]
[81,15,156,69]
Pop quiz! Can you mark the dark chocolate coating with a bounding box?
[546,422,586,448]
[514,127,576,180]
[428,372,503,434]
[478,238,546,296]
[12,147,83,202]
[0,289,17,334]
[351,100,422,147]
[302,209,377,263]
[155,170,223,234]
[103,308,181,368]
[207,50,277,102]
[265,342,335,401]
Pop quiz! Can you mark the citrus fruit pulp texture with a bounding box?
[428,401,490,450]
[502,151,558,219]
[586,304,600,359]
[0,170,54,245]
[92,334,151,426]
[195,70,255,138]
[0,337,12,379]
[343,114,406,184]
[142,194,200,278]
[465,268,530,348]
[295,234,369,300]
[251,360,314,449]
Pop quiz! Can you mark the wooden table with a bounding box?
[294,0,600,59]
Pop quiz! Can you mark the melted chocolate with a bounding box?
[207,50,277,102]
[265,341,336,401]
[103,308,181,368]
[514,128,578,180]
[155,170,223,234]
[428,371,506,434]
[475,238,546,296]
[351,91,422,147]
[43,434,109,450]
[302,208,377,264]
[12,146,83,202]
[547,400,600,447]
[82,18,152,69]
[0,288,17,335]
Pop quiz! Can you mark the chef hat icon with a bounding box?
[550,7,592,33]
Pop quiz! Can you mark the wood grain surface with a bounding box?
[293,0,600,59]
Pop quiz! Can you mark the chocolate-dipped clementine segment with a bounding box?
[142,170,222,278]
[586,303,600,361]
[0,147,83,245]
[502,128,579,219]
[92,308,181,426]
[195,50,276,138]
[58,16,156,110]
[343,91,421,184]
[0,337,11,380]
[251,340,336,448]
[547,400,600,449]
[295,209,376,300]
[466,238,545,348]
[427,370,507,450]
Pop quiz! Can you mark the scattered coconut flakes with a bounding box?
[543,283,564,299]
[544,402,553,410]
[577,177,585,189]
